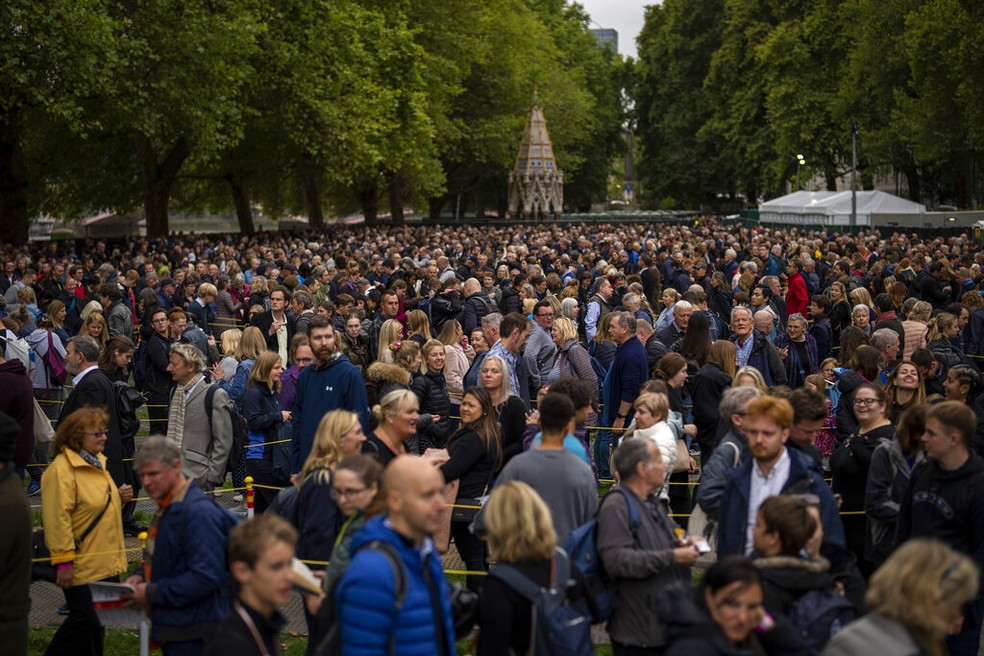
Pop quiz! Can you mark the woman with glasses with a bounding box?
[323,454,382,585]
[831,383,894,578]
[42,406,132,655]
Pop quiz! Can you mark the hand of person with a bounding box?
[684,424,697,437]
[207,335,216,347]
[430,414,441,424]
[55,565,74,589]
[118,484,133,505]
[211,363,224,380]
[525,409,540,426]
[129,581,148,605]
[422,448,450,466]
[673,545,699,566]
[612,417,625,430]
[303,589,326,617]
[290,473,299,486]
[269,318,282,335]
[688,456,697,473]
[780,346,789,360]
[282,410,292,422]
[834,492,843,509]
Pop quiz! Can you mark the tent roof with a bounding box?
[759,190,925,216]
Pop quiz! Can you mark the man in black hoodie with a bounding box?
[897,401,984,656]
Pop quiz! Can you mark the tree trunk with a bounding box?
[0,107,30,244]
[428,196,444,220]
[388,175,404,224]
[902,160,920,202]
[135,134,190,239]
[229,176,255,234]
[297,158,325,230]
[360,181,379,226]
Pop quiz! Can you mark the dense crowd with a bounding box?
[3,218,984,656]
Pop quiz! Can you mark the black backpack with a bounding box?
[132,338,150,392]
[113,380,144,441]
[788,587,858,655]
[203,385,248,475]
[490,548,594,656]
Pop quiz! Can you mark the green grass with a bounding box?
[29,626,311,655]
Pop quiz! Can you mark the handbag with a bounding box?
[43,332,68,386]
[673,437,690,473]
[33,397,55,445]
[32,483,113,582]
[450,473,493,524]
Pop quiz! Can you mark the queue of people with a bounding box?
[5,218,984,655]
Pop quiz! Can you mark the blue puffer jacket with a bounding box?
[717,446,845,558]
[145,483,239,642]
[336,516,456,656]
[241,380,282,461]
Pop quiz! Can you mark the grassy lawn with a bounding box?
[29,626,615,655]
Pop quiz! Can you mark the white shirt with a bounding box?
[72,364,99,387]
[745,447,791,554]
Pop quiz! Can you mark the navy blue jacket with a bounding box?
[336,516,456,656]
[291,353,369,472]
[241,380,283,461]
[717,446,845,557]
[297,467,340,570]
[603,336,649,425]
[145,483,238,642]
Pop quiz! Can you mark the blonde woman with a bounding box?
[212,325,264,407]
[218,328,242,382]
[241,351,289,513]
[405,309,432,346]
[364,389,419,467]
[732,366,768,393]
[824,539,977,656]
[411,339,452,451]
[480,354,527,466]
[478,481,589,656]
[81,311,109,346]
[377,318,404,364]
[621,393,677,505]
[437,319,474,428]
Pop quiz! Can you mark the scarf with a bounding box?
[78,449,103,470]
[167,374,204,445]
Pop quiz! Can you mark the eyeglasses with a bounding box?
[331,486,368,500]
[152,318,168,324]
[84,430,109,437]
[853,398,881,407]
[537,312,553,318]
[296,357,314,364]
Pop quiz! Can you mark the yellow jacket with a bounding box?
[41,449,127,585]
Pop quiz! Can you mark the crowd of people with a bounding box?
[3,217,984,655]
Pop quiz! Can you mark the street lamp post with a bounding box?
[796,154,806,190]
[850,121,859,227]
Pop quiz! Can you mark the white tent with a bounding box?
[759,190,926,226]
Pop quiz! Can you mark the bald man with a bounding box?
[335,457,456,656]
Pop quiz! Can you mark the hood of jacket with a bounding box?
[754,555,833,594]
[26,328,50,349]
[367,362,411,386]
[837,369,869,396]
[0,358,27,377]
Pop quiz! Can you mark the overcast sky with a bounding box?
[578,0,650,59]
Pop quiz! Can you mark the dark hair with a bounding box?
[539,392,575,435]
[874,293,894,313]
[850,345,882,381]
[811,294,831,312]
[678,311,710,366]
[655,352,687,381]
[450,386,502,469]
[910,348,938,370]
[928,401,977,449]
[896,404,927,455]
[789,386,828,423]
[948,365,981,401]
[336,454,383,491]
[499,312,528,340]
[839,326,870,364]
[696,555,763,615]
[548,378,593,412]
[98,283,122,303]
[758,496,817,555]
[306,314,333,337]
[98,336,135,374]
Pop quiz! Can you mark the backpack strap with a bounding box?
[614,487,642,546]
[489,562,546,603]
[362,540,407,656]
[204,384,217,431]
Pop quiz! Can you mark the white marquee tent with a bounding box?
[759,190,926,226]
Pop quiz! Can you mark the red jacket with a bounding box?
[785,272,809,318]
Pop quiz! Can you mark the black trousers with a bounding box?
[452,519,487,592]
[44,576,117,656]
[246,458,277,514]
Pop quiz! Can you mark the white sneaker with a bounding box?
[233,494,243,502]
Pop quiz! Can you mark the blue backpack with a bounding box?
[561,487,640,622]
[490,548,594,656]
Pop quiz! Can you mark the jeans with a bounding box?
[593,428,613,479]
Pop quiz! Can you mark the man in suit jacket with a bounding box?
[250,285,296,364]
[165,343,233,490]
[61,335,141,532]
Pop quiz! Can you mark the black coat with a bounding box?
[753,555,839,619]
[59,367,126,486]
[143,332,174,400]
[410,371,452,450]
[690,362,733,453]
[250,310,296,354]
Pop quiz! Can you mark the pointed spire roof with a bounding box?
[513,87,559,175]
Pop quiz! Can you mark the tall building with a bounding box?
[508,90,564,220]
[590,28,618,53]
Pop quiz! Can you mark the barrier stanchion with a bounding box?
[245,476,254,519]
[138,531,150,656]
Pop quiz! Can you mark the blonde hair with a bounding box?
[633,392,669,422]
[707,340,737,378]
[236,326,266,361]
[866,538,978,656]
[484,481,557,563]
[405,309,431,339]
[247,351,283,393]
[927,312,958,342]
[198,282,218,298]
[480,355,512,400]
[301,409,359,482]
[378,319,403,362]
[849,287,874,310]
[81,311,109,346]
[732,366,768,393]
[393,340,421,372]
[908,301,932,323]
[552,316,578,343]
[420,339,445,374]
[221,328,243,356]
[370,389,419,430]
